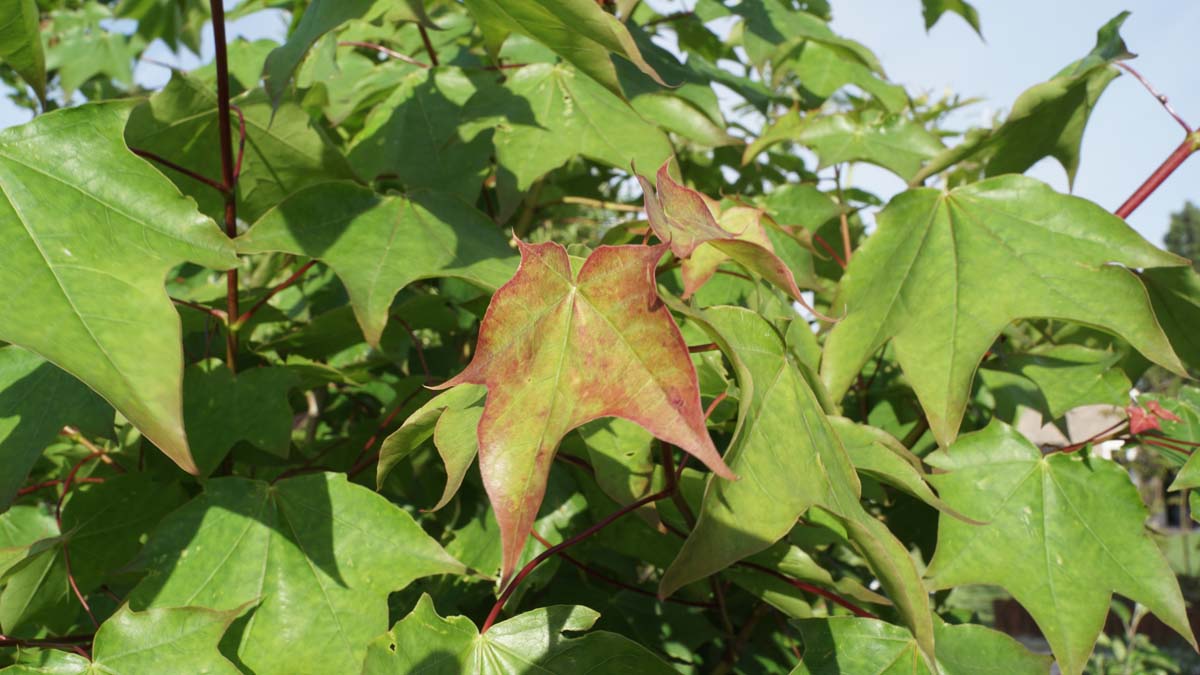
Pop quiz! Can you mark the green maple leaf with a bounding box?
[920,0,982,35]
[925,422,1194,675]
[125,73,357,225]
[236,181,517,346]
[262,0,433,107]
[362,594,678,674]
[659,305,934,660]
[1143,266,1200,370]
[462,0,665,100]
[182,360,301,476]
[128,472,465,675]
[0,102,238,474]
[348,66,493,199]
[0,0,45,102]
[461,63,672,219]
[821,175,1185,447]
[913,13,1132,186]
[789,616,1051,674]
[435,240,734,582]
[1,605,247,675]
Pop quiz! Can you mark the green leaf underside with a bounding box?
[435,240,733,581]
[128,473,465,675]
[1143,266,1200,371]
[361,594,678,674]
[926,422,1194,675]
[462,0,665,100]
[0,102,237,474]
[821,175,1185,448]
[0,346,110,510]
[921,0,983,35]
[1,605,245,675]
[236,181,517,346]
[978,344,1131,422]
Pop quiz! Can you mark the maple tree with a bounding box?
[0,0,1199,673]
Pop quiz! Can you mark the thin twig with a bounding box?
[834,165,853,265]
[1116,63,1191,133]
[235,260,317,328]
[346,388,428,478]
[393,317,432,382]
[337,41,428,68]
[172,297,228,322]
[559,196,644,213]
[811,233,847,269]
[130,148,229,194]
[230,104,246,181]
[0,634,94,649]
[210,0,241,373]
[418,26,439,67]
[61,427,125,472]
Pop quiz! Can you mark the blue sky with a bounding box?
[2,1,1194,244]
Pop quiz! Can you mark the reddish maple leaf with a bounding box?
[1127,405,1161,435]
[638,160,831,320]
[1146,400,1183,424]
[436,240,735,581]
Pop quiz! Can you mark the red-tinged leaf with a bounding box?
[1128,404,1161,435]
[435,240,735,581]
[639,161,829,318]
[1147,399,1183,424]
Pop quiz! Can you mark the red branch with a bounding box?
[811,233,847,269]
[210,0,241,372]
[172,297,228,322]
[1115,132,1199,219]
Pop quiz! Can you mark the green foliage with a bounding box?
[0,1,1197,673]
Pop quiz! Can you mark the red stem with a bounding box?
[1115,132,1198,220]
[0,634,94,649]
[338,41,428,68]
[346,388,427,478]
[130,148,228,194]
[481,480,679,633]
[172,297,228,322]
[529,531,714,608]
[235,260,317,327]
[1115,63,1191,134]
[210,0,240,373]
[1059,420,1128,454]
[230,104,247,180]
[392,316,432,382]
[811,233,847,269]
[16,478,103,498]
[739,561,878,619]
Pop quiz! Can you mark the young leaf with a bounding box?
[0,102,238,474]
[128,473,465,675]
[0,0,45,102]
[262,0,433,107]
[925,422,1195,675]
[0,605,246,675]
[236,182,517,346]
[125,73,357,225]
[435,240,734,581]
[362,594,678,674]
[0,347,110,510]
[462,0,665,99]
[821,175,1186,448]
[183,361,300,476]
[639,162,818,307]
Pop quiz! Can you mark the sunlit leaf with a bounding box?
[0,102,238,473]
